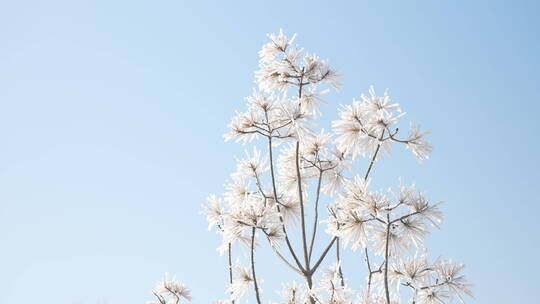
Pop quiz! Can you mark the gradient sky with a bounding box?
[1,1,539,303]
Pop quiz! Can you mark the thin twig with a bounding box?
[336,238,345,287]
[267,131,305,273]
[250,227,262,304]
[228,243,235,304]
[308,170,323,262]
[310,237,338,274]
[295,141,310,270]
[364,130,386,180]
[384,215,391,304]
[260,229,303,275]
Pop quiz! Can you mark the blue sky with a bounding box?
[0,1,539,303]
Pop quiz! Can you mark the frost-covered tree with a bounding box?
[148,30,472,304]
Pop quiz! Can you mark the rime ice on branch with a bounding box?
[149,29,472,304]
[147,274,191,304]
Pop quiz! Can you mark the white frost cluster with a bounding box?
[147,274,191,304]
[332,86,432,161]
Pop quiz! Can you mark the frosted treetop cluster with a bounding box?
[148,29,472,304]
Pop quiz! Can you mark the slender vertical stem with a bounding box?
[384,215,391,304]
[364,146,380,180]
[267,134,305,272]
[293,70,310,273]
[364,130,386,180]
[305,274,316,304]
[363,129,386,295]
[365,247,373,295]
[336,238,345,287]
[228,243,235,304]
[310,236,338,273]
[254,173,267,207]
[308,170,323,262]
[306,237,338,303]
[298,69,304,99]
[295,141,310,270]
[250,227,262,304]
[228,243,233,284]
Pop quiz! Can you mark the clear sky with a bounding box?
[1,1,539,303]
